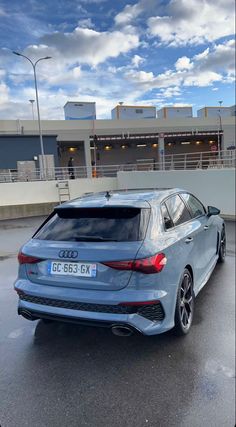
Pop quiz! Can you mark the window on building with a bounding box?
[135,109,143,114]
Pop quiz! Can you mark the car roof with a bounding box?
[56,188,184,210]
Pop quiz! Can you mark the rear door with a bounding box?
[23,206,150,291]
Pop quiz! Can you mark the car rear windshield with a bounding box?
[34,207,150,242]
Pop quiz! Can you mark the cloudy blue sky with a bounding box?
[0,0,235,119]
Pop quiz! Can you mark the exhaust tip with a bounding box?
[19,309,36,321]
[111,325,133,337]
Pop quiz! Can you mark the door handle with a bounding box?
[204,225,209,230]
[185,237,193,243]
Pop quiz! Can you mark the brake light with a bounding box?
[102,253,167,274]
[18,252,42,265]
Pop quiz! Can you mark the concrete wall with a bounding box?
[1,116,235,134]
[117,169,235,218]
[0,178,117,219]
[0,171,235,219]
[0,178,117,206]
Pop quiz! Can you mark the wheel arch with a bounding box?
[184,264,194,282]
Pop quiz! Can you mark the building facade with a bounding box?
[197,107,232,118]
[64,102,96,120]
[157,107,193,119]
[0,116,235,172]
[111,105,156,120]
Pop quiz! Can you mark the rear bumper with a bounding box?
[15,279,177,335]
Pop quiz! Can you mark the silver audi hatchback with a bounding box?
[15,189,226,336]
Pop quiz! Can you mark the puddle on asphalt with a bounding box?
[0,253,17,261]
[205,359,235,379]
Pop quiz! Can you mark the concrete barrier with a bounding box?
[117,169,235,219]
[0,178,117,219]
[0,171,235,219]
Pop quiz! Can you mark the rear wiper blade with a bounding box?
[74,236,119,242]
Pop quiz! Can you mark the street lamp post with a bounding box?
[13,51,52,177]
[217,100,223,159]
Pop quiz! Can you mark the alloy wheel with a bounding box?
[220,228,226,258]
[180,272,194,330]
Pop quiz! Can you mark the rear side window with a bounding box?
[165,195,191,226]
[34,207,150,242]
[181,193,206,218]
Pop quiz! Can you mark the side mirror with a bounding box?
[207,206,220,216]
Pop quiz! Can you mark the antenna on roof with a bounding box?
[119,101,124,105]
[105,191,111,199]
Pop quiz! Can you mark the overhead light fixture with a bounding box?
[137,144,147,148]
[196,141,202,145]
[209,140,214,144]
[90,146,95,150]
[181,141,191,145]
[104,145,112,151]
[152,143,158,148]
[167,143,172,146]
[121,144,127,149]
[69,147,76,152]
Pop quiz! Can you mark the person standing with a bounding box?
[68,157,75,179]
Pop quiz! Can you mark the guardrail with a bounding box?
[0,149,235,183]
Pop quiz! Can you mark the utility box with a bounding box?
[64,102,96,120]
[111,105,156,120]
[39,154,55,179]
[157,107,193,119]
[17,161,36,181]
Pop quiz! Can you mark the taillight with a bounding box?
[102,253,167,274]
[18,252,42,265]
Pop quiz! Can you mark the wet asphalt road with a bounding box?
[0,217,235,427]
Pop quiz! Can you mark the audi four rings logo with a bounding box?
[58,250,78,259]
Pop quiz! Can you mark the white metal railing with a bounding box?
[0,149,235,183]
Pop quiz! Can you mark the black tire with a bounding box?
[41,318,54,324]
[173,269,194,336]
[218,226,226,263]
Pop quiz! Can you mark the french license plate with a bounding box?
[49,261,96,277]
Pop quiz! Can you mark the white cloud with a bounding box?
[0,82,9,103]
[0,6,7,16]
[160,86,181,98]
[39,27,140,66]
[175,56,193,71]
[131,54,145,68]
[148,0,235,46]
[77,18,94,29]
[194,48,210,61]
[115,3,144,25]
[184,71,222,87]
[125,39,235,90]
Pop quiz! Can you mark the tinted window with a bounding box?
[165,195,191,226]
[181,193,206,218]
[34,207,150,242]
[161,203,173,230]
